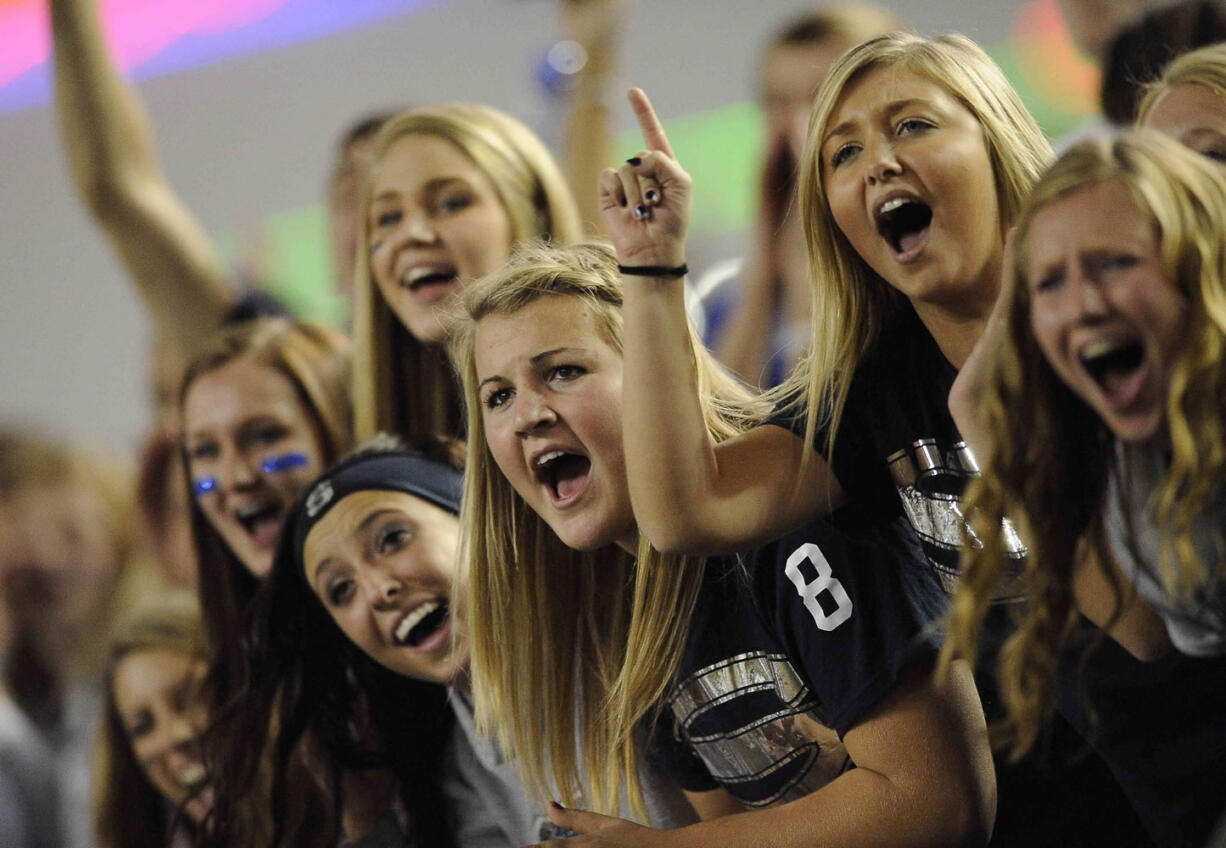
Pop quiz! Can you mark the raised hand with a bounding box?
[948,228,1017,461]
[598,89,692,269]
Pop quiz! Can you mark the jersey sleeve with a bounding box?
[754,510,946,738]
[644,714,720,794]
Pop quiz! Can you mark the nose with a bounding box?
[404,209,438,245]
[863,136,902,185]
[1066,262,1110,319]
[513,387,557,436]
[216,445,259,493]
[361,566,403,612]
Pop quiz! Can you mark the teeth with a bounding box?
[396,601,440,644]
[1081,339,1127,361]
[178,762,207,787]
[879,197,911,215]
[536,450,565,468]
[403,266,454,286]
[235,502,273,520]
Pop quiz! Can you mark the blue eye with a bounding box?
[262,453,309,474]
[435,193,472,215]
[830,144,860,167]
[484,388,512,410]
[375,209,401,228]
[192,477,218,496]
[897,118,933,134]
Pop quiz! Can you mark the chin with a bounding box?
[407,318,450,345]
[240,550,274,579]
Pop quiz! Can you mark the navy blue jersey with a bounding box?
[766,302,1025,594]
[649,510,944,807]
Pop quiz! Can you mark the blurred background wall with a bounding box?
[0,0,1099,453]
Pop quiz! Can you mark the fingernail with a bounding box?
[626,157,642,166]
[550,800,566,811]
[645,190,657,203]
[633,205,648,220]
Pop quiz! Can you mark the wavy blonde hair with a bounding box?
[780,32,1052,456]
[448,241,763,819]
[353,103,584,442]
[1137,42,1226,124]
[941,130,1226,756]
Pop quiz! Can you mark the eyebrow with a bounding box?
[476,347,588,392]
[823,98,932,145]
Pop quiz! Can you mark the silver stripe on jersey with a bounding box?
[667,651,849,807]
[888,439,1026,598]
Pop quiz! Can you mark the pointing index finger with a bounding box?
[628,87,675,159]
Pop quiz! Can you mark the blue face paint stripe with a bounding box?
[261,452,310,474]
[192,477,218,496]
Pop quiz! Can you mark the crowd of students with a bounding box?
[4,0,1226,846]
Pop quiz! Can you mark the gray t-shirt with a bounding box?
[441,691,696,846]
[1106,443,1226,656]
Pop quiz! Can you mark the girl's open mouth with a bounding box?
[534,450,592,507]
[876,197,933,262]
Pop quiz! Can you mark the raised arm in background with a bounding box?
[51,0,233,356]
[600,89,843,555]
[559,0,631,236]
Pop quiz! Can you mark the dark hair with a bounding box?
[1101,0,1226,123]
[337,110,398,156]
[768,4,903,51]
[204,437,462,847]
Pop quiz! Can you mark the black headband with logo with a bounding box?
[290,449,464,560]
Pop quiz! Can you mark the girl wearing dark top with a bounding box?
[602,34,1150,846]
[943,132,1226,847]
[449,240,994,847]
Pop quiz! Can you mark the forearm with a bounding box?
[714,267,777,387]
[621,273,722,551]
[669,664,993,848]
[669,768,987,848]
[564,48,615,237]
[51,0,161,208]
[51,0,232,353]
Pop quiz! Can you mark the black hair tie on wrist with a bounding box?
[617,263,688,278]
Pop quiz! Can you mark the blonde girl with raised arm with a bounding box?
[352,104,583,440]
[449,241,994,848]
[605,34,1163,845]
[607,34,1051,560]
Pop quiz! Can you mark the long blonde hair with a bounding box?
[354,103,584,441]
[941,130,1226,755]
[448,241,763,818]
[782,32,1052,456]
[1137,42,1226,124]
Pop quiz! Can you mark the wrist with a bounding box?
[618,262,688,278]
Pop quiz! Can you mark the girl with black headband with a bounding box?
[214,437,694,847]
